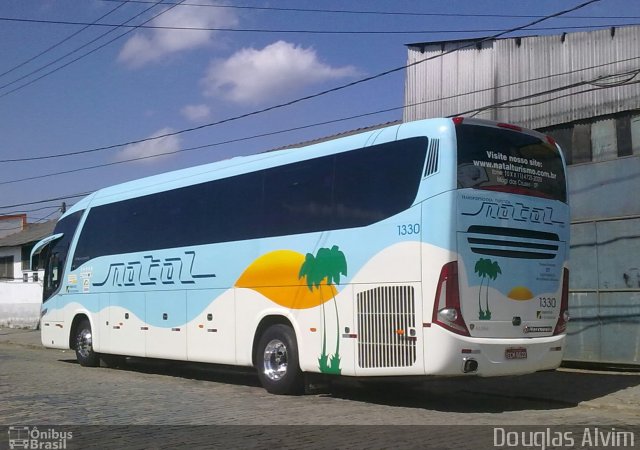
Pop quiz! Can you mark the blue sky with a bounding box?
[1,0,639,224]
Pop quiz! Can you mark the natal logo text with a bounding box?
[93,251,215,287]
[463,201,562,225]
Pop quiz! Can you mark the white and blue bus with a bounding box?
[33,117,569,394]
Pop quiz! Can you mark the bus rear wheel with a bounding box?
[256,324,304,395]
[74,319,100,367]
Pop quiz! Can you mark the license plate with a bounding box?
[505,347,527,360]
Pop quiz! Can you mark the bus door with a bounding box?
[31,234,64,323]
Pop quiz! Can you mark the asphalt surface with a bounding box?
[1,327,639,449]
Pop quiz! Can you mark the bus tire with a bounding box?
[74,319,100,367]
[256,324,304,395]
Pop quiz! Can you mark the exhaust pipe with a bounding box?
[462,358,478,373]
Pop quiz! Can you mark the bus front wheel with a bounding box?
[256,324,304,395]
[74,319,100,367]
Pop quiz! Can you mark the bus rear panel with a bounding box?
[426,118,569,376]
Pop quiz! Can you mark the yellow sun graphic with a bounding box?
[235,250,337,309]
[507,286,534,301]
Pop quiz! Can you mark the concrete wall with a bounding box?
[0,281,42,328]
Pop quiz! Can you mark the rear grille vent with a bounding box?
[356,285,417,368]
[467,225,560,260]
[423,139,439,177]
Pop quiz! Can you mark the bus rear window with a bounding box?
[456,124,567,203]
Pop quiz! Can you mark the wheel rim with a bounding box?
[76,327,93,359]
[263,339,288,381]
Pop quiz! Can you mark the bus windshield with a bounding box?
[456,123,567,202]
[42,210,84,302]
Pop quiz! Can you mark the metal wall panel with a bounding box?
[568,156,640,222]
[591,119,617,162]
[565,292,600,362]
[596,218,640,291]
[599,293,640,365]
[572,123,593,164]
[404,40,495,122]
[631,115,640,155]
[405,26,640,129]
[569,222,598,291]
[567,218,640,365]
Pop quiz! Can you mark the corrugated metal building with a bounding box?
[404,26,640,366]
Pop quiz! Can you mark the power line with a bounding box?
[0,0,187,98]
[0,1,129,81]
[470,79,640,114]
[0,211,60,232]
[0,193,92,210]
[0,108,404,186]
[456,68,640,117]
[0,1,162,93]
[94,0,632,20]
[412,53,640,113]
[2,15,635,35]
[32,209,62,223]
[5,63,638,187]
[1,65,628,209]
[0,0,603,163]
[7,57,635,208]
[1,14,635,33]
[0,205,61,216]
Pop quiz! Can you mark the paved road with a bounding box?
[1,329,639,448]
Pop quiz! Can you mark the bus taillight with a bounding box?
[497,122,523,132]
[554,268,570,335]
[433,261,470,336]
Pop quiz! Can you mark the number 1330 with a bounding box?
[397,223,420,236]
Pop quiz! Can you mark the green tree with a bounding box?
[298,245,347,374]
[474,258,502,320]
[474,258,491,320]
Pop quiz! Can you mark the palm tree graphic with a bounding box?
[474,258,502,320]
[298,245,347,374]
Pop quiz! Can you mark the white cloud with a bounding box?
[115,128,181,163]
[180,104,212,122]
[118,1,238,68]
[201,40,359,104]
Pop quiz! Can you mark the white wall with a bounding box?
[0,247,43,328]
[0,280,42,328]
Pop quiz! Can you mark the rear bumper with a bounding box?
[424,324,565,376]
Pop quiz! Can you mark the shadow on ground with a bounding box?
[327,370,640,413]
[59,356,640,413]
[59,356,262,387]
